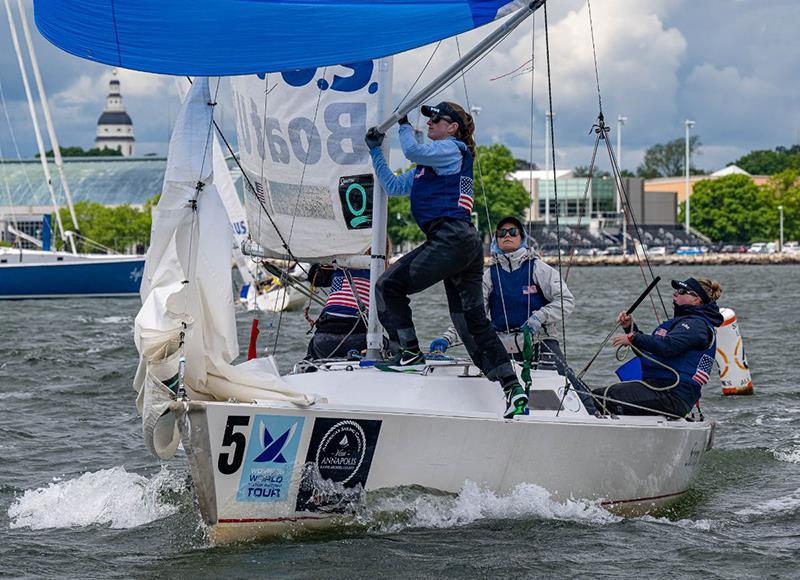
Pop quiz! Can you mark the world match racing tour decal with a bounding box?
[296,418,382,513]
[218,415,305,502]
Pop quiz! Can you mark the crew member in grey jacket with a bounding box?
[429,216,574,372]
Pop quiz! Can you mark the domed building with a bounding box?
[95,71,135,156]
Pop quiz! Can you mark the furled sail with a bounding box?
[34,0,527,75]
[134,78,317,459]
[233,60,392,260]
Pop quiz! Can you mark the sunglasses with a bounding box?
[496,227,520,238]
[430,115,453,124]
[675,288,699,297]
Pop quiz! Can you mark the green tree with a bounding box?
[733,146,800,175]
[680,174,773,242]
[473,144,530,237]
[56,194,158,252]
[37,146,123,158]
[573,165,610,178]
[387,195,424,246]
[760,169,800,240]
[637,136,702,178]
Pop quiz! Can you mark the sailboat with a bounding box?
[0,0,144,299]
[34,0,714,542]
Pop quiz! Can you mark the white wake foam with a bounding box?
[638,514,714,531]
[8,466,186,530]
[735,488,800,518]
[361,480,620,533]
[773,447,800,464]
[96,316,133,324]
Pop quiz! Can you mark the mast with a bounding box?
[3,0,69,251]
[16,0,80,252]
[366,0,545,359]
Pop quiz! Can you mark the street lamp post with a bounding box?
[685,119,695,236]
[617,115,628,253]
[544,110,554,226]
[779,205,784,253]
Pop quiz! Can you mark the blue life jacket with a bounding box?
[488,262,548,331]
[320,269,370,318]
[640,316,717,406]
[410,141,474,229]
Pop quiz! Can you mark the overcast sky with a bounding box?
[1,0,798,174]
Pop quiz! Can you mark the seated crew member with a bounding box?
[594,277,724,417]
[430,216,574,374]
[365,102,527,418]
[305,264,371,360]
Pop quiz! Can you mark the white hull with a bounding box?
[245,286,305,312]
[172,362,713,543]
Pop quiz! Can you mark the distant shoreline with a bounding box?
[536,253,800,267]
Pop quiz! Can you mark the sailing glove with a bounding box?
[429,337,450,353]
[365,127,385,149]
[523,314,542,335]
[398,114,410,126]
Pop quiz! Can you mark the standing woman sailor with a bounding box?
[365,102,527,417]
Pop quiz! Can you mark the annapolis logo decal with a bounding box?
[236,415,304,502]
[295,417,382,512]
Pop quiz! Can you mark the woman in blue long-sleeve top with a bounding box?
[365,101,526,418]
[595,277,724,417]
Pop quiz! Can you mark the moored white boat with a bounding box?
[244,284,306,312]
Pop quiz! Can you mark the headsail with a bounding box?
[233,60,392,260]
[34,0,528,75]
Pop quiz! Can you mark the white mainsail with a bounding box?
[232,60,392,261]
[134,78,317,459]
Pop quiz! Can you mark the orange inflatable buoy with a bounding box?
[715,307,753,396]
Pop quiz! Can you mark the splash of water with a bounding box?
[359,480,620,533]
[8,466,187,530]
[773,447,800,464]
[735,488,800,518]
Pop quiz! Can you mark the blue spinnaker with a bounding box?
[33,0,524,75]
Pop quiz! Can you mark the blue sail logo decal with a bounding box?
[237,415,304,502]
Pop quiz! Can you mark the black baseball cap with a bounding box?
[671,278,710,303]
[420,101,465,133]
[496,216,524,233]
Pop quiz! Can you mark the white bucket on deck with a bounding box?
[715,307,753,395]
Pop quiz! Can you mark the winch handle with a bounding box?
[626,276,661,316]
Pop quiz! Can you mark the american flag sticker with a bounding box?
[327,274,371,311]
[655,328,668,337]
[522,285,538,295]
[692,354,715,385]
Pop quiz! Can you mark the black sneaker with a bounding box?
[503,384,529,418]
[375,349,426,372]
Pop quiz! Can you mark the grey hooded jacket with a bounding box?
[441,239,574,353]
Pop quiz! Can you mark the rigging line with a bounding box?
[271,67,327,355]
[185,78,310,278]
[425,21,521,105]
[454,35,511,335]
[489,57,533,82]
[395,41,442,111]
[585,0,603,116]
[563,126,603,281]
[602,135,668,320]
[543,2,569,367]
[0,141,21,247]
[526,12,536,328]
[182,78,223,319]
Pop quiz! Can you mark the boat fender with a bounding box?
[715,307,753,396]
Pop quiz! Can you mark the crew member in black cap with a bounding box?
[594,277,724,417]
[364,102,528,418]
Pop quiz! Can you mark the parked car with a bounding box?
[782,241,799,254]
[604,246,624,256]
[646,246,667,256]
[676,246,704,256]
[720,244,748,254]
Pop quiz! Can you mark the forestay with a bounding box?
[34,0,527,75]
[232,60,392,260]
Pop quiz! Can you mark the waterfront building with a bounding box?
[95,71,135,156]
[644,165,770,203]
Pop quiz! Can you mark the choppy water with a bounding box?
[2,265,799,579]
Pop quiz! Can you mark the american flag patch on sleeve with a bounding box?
[692,354,715,385]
